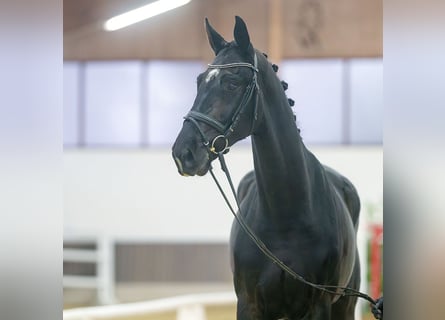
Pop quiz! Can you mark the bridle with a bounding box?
[184,53,259,155]
[184,52,382,319]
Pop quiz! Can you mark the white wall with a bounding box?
[64,146,382,241]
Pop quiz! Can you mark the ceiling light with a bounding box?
[104,0,191,31]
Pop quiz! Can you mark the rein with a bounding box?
[186,55,382,319]
[209,154,382,319]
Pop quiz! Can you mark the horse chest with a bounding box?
[230,212,328,285]
[230,187,327,275]
[230,221,329,319]
[229,189,343,301]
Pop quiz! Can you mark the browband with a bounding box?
[208,62,258,73]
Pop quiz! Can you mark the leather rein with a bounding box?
[183,53,382,319]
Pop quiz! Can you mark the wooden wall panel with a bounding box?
[63,242,232,282]
[64,0,205,60]
[115,243,232,282]
[282,0,382,58]
[63,0,382,60]
[199,0,269,62]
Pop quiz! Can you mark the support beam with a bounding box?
[267,0,283,64]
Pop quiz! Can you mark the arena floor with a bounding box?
[69,306,376,320]
[64,283,377,319]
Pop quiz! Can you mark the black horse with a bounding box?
[172,16,361,320]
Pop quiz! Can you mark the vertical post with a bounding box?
[97,235,115,305]
[355,212,368,320]
[370,224,383,299]
[342,59,351,145]
[78,62,86,148]
[268,0,283,64]
[140,61,149,148]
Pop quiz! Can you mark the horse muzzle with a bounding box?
[172,145,210,177]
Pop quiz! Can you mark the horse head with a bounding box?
[172,16,259,176]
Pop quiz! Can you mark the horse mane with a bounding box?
[260,51,301,133]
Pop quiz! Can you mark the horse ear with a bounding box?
[205,17,228,56]
[234,16,253,55]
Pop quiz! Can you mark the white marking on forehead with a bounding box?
[205,69,220,83]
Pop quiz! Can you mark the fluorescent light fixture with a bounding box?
[104,0,191,31]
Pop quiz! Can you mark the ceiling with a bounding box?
[63,0,382,61]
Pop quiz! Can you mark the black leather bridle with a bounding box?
[184,53,259,155]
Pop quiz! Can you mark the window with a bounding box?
[349,59,383,144]
[84,61,142,146]
[280,60,344,144]
[63,59,382,147]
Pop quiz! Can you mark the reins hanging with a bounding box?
[209,153,382,319]
[185,55,382,319]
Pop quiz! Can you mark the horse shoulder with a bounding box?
[237,170,256,202]
[323,165,361,228]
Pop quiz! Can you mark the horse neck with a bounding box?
[251,61,314,215]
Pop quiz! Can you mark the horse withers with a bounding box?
[172,16,361,320]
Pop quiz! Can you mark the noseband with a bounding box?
[184,53,259,154]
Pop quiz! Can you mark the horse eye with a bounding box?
[226,81,239,91]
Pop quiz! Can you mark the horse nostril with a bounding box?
[183,148,195,164]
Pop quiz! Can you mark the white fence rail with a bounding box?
[63,292,237,320]
[63,234,115,305]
